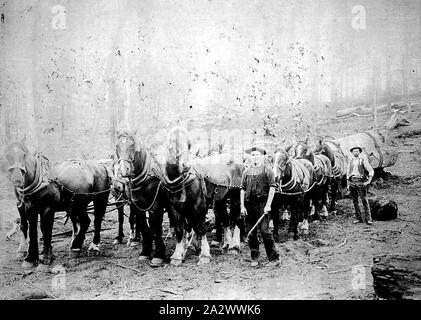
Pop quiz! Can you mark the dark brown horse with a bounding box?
[294,139,333,220]
[161,127,211,265]
[115,131,171,267]
[4,141,110,269]
[314,139,348,213]
[272,147,314,240]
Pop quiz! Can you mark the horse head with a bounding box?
[115,130,137,178]
[166,126,192,177]
[273,148,289,183]
[294,139,314,163]
[315,139,335,165]
[4,141,31,188]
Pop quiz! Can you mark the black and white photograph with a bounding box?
[0,0,420,304]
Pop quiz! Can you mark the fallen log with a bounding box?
[372,255,421,300]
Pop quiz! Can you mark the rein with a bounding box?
[114,150,162,211]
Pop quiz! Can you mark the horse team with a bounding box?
[4,128,349,269]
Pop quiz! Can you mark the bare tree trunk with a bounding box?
[373,66,378,129]
[88,0,129,157]
[385,55,392,112]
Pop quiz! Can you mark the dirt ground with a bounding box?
[0,112,420,300]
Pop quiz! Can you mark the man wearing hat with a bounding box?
[347,145,374,225]
[240,143,280,267]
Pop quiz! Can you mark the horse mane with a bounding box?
[321,141,335,164]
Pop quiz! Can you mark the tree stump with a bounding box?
[372,255,421,300]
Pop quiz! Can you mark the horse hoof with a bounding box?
[210,240,220,247]
[88,243,100,252]
[113,239,123,245]
[138,255,149,261]
[69,248,82,258]
[130,241,140,247]
[228,249,239,256]
[150,258,164,268]
[22,261,36,269]
[16,251,27,259]
[170,259,182,266]
[197,256,211,265]
[36,263,50,272]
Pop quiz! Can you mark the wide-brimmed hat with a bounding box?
[349,146,362,153]
[245,145,267,155]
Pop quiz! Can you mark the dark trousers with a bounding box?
[349,178,372,222]
[245,196,279,261]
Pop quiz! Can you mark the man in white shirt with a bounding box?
[347,146,374,225]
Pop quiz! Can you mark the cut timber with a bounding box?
[372,255,421,300]
[333,131,398,169]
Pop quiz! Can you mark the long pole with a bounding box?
[245,212,268,241]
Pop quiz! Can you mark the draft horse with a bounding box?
[4,141,110,268]
[294,139,333,220]
[314,140,347,213]
[161,127,211,265]
[115,131,170,267]
[272,147,314,240]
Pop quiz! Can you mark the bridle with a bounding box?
[114,141,161,212]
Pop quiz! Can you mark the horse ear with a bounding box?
[305,148,311,157]
[305,136,309,144]
[285,144,292,153]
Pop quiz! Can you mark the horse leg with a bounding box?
[197,233,211,265]
[214,198,230,250]
[311,190,321,222]
[88,195,108,253]
[39,207,55,267]
[289,205,300,241]
[16,205,28,258]
[126,207,135,246]
[113,205,125,244]
[22,208,39,268]
[211,198,223,246]
[170,209,186,266]
[329,179,338,213]
[137,208,153,261]
[70,203,90,252]
[303,195,312,234]
[150,209,166,266]
[320,181,330,218]
[228,191,241,252]
[133,208,142,245]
